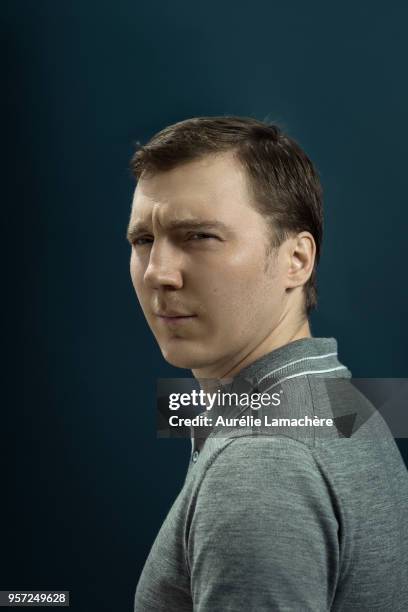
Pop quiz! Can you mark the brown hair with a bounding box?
[130,116,323,316]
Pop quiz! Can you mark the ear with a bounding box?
[285,232,316,289]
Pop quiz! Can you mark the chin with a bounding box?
[160,343,212,370]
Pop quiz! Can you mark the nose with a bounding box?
[143,238,183,290]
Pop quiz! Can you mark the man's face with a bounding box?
[128,152,289,377]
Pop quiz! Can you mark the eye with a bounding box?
[133,236,153,246]
[189,233,217,241]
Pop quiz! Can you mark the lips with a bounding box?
[156,311,195,318]
[154,308,197,326]
[156,313,197,327]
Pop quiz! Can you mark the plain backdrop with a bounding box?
[3,1,408,611]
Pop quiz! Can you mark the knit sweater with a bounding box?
[134,337,408,611]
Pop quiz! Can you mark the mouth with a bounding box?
[156,314,197,325]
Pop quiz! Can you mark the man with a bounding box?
[127,116,408,611]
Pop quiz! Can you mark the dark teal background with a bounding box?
[3,1,407,610]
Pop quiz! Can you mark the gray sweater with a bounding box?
[134,337,408,611]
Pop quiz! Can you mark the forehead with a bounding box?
[129,152,256,228]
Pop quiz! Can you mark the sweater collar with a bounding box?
[190,336,351,451]
[225,336,351,392]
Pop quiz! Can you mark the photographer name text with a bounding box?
[168,414,333,428]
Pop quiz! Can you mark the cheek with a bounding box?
[130,257,148,311]
[205,260,278,325]
[212,257,268,296]
[201,266,265,320]
[130,252,143,289]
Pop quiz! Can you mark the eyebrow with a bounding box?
[126,218,232,243]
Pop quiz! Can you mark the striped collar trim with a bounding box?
[190,337,351,453]
[223,337,351,393]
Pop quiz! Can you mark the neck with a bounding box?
[193,317,312,392]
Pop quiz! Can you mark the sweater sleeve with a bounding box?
[187,436,340,612]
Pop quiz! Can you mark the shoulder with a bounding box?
[187,434,341,605]
[204,434,315,472]
[193,434,337,517]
